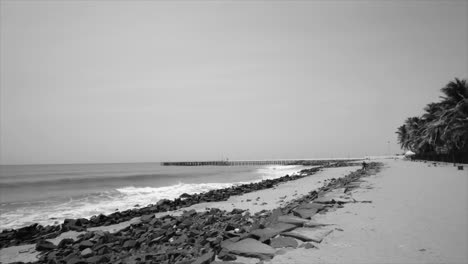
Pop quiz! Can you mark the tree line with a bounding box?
[396,78,468,162]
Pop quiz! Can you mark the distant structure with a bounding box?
[161,158,361,166]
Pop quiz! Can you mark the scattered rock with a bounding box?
[80,248,93,257]
[58,238,74,248]
[192,250,214,264]
[122,239,137,249]
[218,249,237,261]
[35,240,56,251]
[299,242,315,249]
[78,240,94,250]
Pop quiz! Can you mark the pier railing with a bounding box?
[160,159,361,166]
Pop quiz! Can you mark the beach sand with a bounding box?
[269,159,468,264]
[1,160,466,264]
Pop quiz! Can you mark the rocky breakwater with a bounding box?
[17,162,380,264]
[1,163,361,249]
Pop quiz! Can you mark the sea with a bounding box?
[0,163,310,230]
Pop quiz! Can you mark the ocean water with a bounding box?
[0,163,309,230]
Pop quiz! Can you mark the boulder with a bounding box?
[250,223,296,242]
[80,248,93,258]
[122,239,137,249]
[78,240,94,250]
[35,240,56,251]
[281,227,333,243]
[140,214,154,222]
[58,238,74,248]
[270,236,298,248]
[222,238,276,260]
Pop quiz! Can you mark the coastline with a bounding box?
[3,159,464,264]
[0,161,359,249]
[0,162,371,263]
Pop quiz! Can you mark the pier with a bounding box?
[160,158,361,166]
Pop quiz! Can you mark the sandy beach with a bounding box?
[1,160,467,264]
[270,159,468,264]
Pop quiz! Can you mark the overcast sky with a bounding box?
[1,1,467,165]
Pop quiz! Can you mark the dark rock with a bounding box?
[78,240,94,250]
[140,214,154,222]
[36,240,56,251]
[181,209,197,218]
[180,193,191,198]
[122,239,137,249]
[58,238,74,248]
[86,254,110,263]
[192,250,214,264]
[218,249,237,261]
[67,257,87,264]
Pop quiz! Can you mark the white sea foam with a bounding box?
[0,165,314,230]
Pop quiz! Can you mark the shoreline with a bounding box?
[0,162,377,264]
[0,161,358,249]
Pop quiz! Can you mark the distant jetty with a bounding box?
[160,158,362,166]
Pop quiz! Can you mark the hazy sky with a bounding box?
[1,1,467,164]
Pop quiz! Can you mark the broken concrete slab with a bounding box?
[292,203,325,219]
[281,227,333,243]
[302,220,329,228]
[250,223,297,242]
[277,215,309,226]
[270,236,298,248]
[221,238,276,260]
[314,192,354,204]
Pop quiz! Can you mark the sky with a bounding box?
[1,1,467,165]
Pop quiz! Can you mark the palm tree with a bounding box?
[439,78,468,153]
[440,78,468,106]
[396,124,408,150]
[396,78,468,162]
